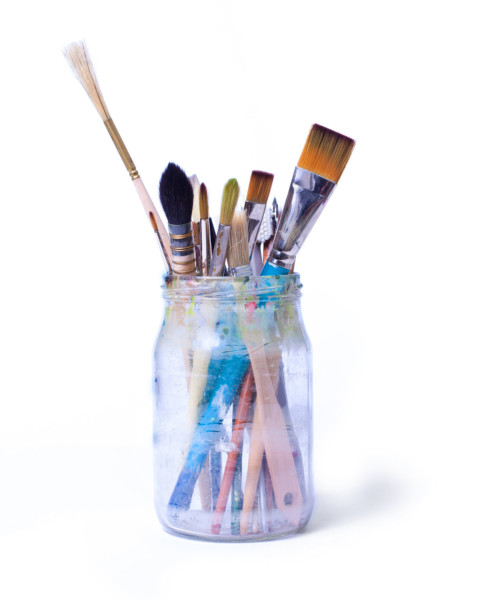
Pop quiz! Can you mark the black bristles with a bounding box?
[159,162,194,225]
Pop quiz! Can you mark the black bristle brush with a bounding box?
[159,163,197,276]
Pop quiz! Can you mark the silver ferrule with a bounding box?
[168,222,196,276]
[245,201,267,259]
[209,223,231,276]
[266,167,336,272]
[229,264,252,278]
[199,218,212,276]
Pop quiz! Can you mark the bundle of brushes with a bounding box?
[64,40,355,539]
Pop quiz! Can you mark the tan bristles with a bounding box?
[227,210,249,269]
[189,174,200,222]
[199,183,209,220]
[220,178,240,226]
[246,171,274,204]
[297,124,355,183]
[63,40,110,122]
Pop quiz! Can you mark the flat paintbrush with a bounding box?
[159,163,197,276]
[209,179,239,276]
[244,171,274,259]
[262,124,355,276]
[63,40,172,273]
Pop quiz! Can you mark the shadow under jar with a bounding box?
[153,274,313,541]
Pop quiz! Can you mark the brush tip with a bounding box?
[246,170,274,204]
[220,178,240,226]
[199,183,209,220]
[297,124,355,183]
[227,210,249,269]
[189,174,201,222]
[148,211,159,232]
[63,40,110,121]
[159,162,194,225]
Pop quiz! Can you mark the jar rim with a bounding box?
[161,273,302,301]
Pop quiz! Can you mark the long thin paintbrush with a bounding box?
[208,179,239,276]
[199,183,212,275]
[63,41,172,273]
[261,124,355,276]
[186,182,214,509]
[159,163,197,276]
[211,211,254,534]
[189,175,202,274]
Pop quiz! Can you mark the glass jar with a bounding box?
[153,274,313,541]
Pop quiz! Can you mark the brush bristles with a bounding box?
[220,178,240,226]
[199,183,209,220]
[297,124,355,183]
[246,171,274,204]
[227,210,249,269]
[189,174,200,222]
[63,40,110,122]
[159,163,194,225]
[148,211,158,232]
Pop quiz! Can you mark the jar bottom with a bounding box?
[156,506,313,542]
[161,514,311,543]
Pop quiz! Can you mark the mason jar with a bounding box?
[153,274,313,541]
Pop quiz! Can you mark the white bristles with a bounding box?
[189,174,201,222]
[63,40,110,122]
[256,206,273,243]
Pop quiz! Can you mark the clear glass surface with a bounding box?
[153,274,313,541]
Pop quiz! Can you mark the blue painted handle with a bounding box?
[168,348,250,511]
[260,260,289,276]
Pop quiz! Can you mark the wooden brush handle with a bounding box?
[239,403,265,535]
[132,177,172,270]
[245,342,303,527]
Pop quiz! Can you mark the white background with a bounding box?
[1,0,479,598]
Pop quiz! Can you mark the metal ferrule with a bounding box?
[199,218,212,276]
[229,264,252,278]
[245,201,267,259]
[168,222,196,275]
[209,223,231,276]
[266,167,336,272]
[103,118,139,180]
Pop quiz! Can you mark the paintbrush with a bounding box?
[226,210,251,277]
[189,175,202,274]
[189,174,201,224]
[199,183,212,276]
[208,179,239,276]
[159,163,197,276]
[244,171,274,259]
[63,40,172,273]
[261,124,355,276]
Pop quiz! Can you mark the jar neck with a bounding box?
[161,274,303,306]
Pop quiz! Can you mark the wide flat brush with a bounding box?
[159,163,197,276]
[261,124,355,276]
[208,179,239,276]
[244,171,274,259]
[63,41,172,273]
